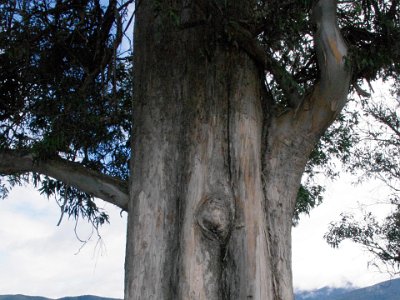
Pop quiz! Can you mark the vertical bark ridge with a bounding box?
[177,51,235,297]
[125,1,185,299]
[223,53,275,300]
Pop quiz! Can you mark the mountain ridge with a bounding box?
[295,277,400,300]
[1,278,400,300]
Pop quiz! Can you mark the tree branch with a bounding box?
[0,149,129,210]
[265,54,303,107]
[369,108,400,139]
[310,0,351,117]
[264,0,352,187]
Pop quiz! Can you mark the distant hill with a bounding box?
[0,296,120,300]
[0,296,49,300]
[295,278,400,300]
[295,286,353,300]
[2,279,400,300]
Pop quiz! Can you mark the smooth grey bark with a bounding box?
[125,0,350,299]
[0,149,128,209]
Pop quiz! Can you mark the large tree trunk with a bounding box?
[125,1,350,299]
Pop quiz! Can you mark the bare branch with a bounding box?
[354,82,371,98]
[0,149,129,210]
[311,0,351,114]
[369,109,400,139]
[265,53,302,107]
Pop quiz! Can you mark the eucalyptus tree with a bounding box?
[0,0,399,299]
[325,96,400,273]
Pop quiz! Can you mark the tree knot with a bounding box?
[196,193,233,243]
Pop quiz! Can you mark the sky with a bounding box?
[0,174,398,299]
[0,186,127,299]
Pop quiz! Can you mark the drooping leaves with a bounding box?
[324,91,400,271]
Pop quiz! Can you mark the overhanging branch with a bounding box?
[0,149,129,210]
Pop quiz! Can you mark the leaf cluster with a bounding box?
[325,203,400,273]
[324,92,400,271]
[36,174,109,228]
[254,1,400,109]
[338,1,400,83]
[0,0,134,225]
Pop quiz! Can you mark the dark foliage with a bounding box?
[0,0,134,227]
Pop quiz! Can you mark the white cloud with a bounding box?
[0,186,127,299]
[1,175,398,298]
[292,174,397,291]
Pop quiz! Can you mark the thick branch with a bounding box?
[0,150,128,210]
[264,0,352,207]
[311,0,351,116]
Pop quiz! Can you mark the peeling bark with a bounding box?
[260,2,351,298]
[312,0,351,118]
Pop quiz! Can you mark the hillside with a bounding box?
[295,278,400,300]
[1,279,400,300]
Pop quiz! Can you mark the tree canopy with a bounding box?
[0,0,399,234]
